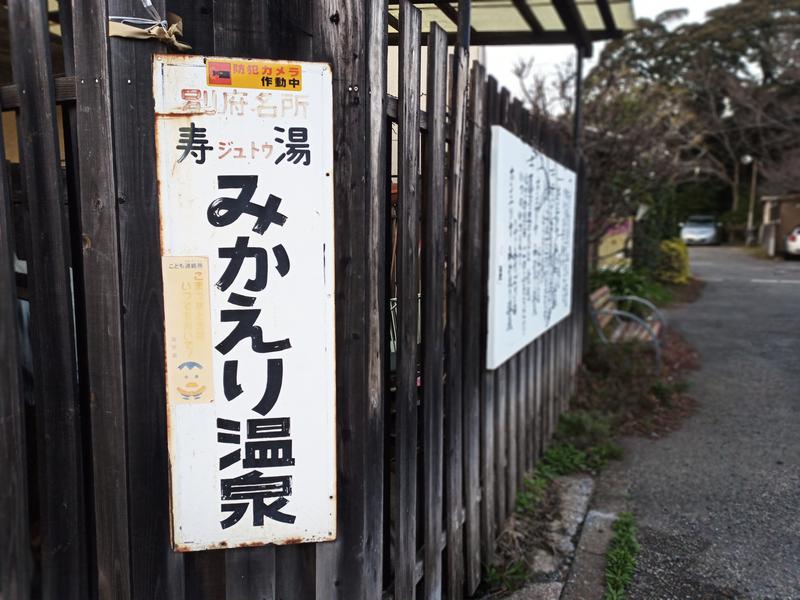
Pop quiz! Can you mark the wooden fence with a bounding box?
[0,1,587,599]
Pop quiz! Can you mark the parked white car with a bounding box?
[680,215,721,245]
[785,225,800,257]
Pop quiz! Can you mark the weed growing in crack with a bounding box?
[604,512,639,600]
[485,560,528,592]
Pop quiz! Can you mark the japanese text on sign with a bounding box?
[154,55,336,551]
[486,125,576,370]
[207,59,303,91]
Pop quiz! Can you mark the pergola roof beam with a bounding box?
[385,0,636,49]
[388,28,616,46]
[510,0,544,36]
[552,0,593,57]
[596,0,621,37]
[431,0,477,37]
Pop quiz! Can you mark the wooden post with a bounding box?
[106,0,185,597]
[480,76,499,568]
[462,60,487,594]
[506,354,518,516]
[7,1,87,596]
[445,11,471,596]
[69,2,133,597]
[395,2,422,597]
[422,23,448,600]
[310,1,387,599]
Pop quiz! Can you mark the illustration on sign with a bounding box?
[486,125,577,370]
[154,55,336,551]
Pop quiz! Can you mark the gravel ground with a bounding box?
[600,247,800,600]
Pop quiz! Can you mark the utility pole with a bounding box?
[746,159,759,246]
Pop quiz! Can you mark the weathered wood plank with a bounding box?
[564,326,570,410]
[542,334,550,447]
[445,36,471,600]
[213,0,312,59]
[385,95,430,131]
[517,356,526,484]
[494,364,507,528]
[506,354,518,516]
[170,0,215,55]
[106,0,185,597]
[0,102,31,600]
[361,0,389,594]
[395,3,422,598]
[462,60,487,595]
[548,333,555,448]
[537,338,546,458]
[225,548,276,600]
[572,158,589,394]
[557,330,564,423]
[422,23,448,600]
[480,369,496,566]
[538,337,546,455]
[185,551,225,600]
[311,0,387,598]
[559,324,566,415]
[6,1,87,597]
[488,84,508,532]
[276,545,316,600]
[69,0,132,597]
[0,76,77,110]
[517,348,528,484]
[505,98,524,498]
[525,344,536,473]
[480,75,499,570]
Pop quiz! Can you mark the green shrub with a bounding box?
[655,239,690,285]
[556,410,615,451]
[589,268,672,309]
[578,340,660,415]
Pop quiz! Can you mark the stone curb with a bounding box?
[560,510,617,600]
[506,475,594,600]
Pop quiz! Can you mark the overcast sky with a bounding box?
[483,0,737,99]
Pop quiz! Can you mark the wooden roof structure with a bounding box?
[387,0,636,56]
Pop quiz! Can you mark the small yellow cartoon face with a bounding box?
[177,361,206,400]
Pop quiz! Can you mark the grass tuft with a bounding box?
[485,560,528,592]
[603,512,639,600]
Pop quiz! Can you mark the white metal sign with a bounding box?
[486,125,576,370]
[153,55,336,551]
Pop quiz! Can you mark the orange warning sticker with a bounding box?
[206,59,303,91]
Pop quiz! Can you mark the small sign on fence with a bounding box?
[486,125,577,370]
[153,55,336,551]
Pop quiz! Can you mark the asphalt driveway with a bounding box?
[606,247,800,599]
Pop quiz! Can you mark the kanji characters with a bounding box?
[176,122,213,164]
[217,417,296,528]
[273,126,311,166]
[220,471,295,528]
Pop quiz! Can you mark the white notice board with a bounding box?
[486,125,576,370]
[153,55,336,551]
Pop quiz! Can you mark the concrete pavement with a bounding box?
[600,247,800,599]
